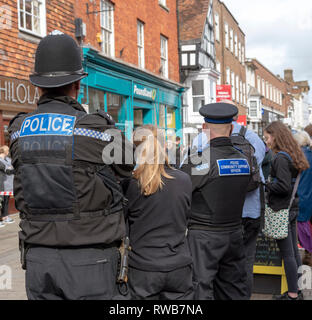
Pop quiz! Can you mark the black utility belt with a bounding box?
[188,224,241,232]
[24,241,121,251]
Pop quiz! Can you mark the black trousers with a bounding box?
[0,196,9,219]
[242,217,261,299]
[276,209,302,293]
[188,228,247,300]
[25,245,126,300]
[128,265,194,300]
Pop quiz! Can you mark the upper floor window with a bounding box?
[231,72,235,100]
[215,13,220,42]
[101,0,114,57]
[238,42,241,63]
[234,34,238,57]
[226,67,230,85]
[224,23,229,48]
[159,0,166,6]
[216,61,221,85]
[230,28,234,53]
[192,80,205,113]
[137,20,145,68]
[241,45,245,64]
[160,35,168,78]
[249,101,258,117]
[18,0,46,37]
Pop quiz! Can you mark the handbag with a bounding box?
[263,173,301,240]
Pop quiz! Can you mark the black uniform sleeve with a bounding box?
[266,155,292,195]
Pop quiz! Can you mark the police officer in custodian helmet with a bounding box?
[181,102,251,300]
[8,32,134,300]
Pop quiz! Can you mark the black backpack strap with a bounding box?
[239,126,247,137]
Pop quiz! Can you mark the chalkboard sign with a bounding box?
[254,230,282,267]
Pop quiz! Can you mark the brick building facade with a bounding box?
[0,0,184,144]
[213,0,247,116]
[0,0,76,145]
[245,58,286,135]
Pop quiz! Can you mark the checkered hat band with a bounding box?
[74,128,111,142]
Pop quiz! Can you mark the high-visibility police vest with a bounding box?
[182,137,251,230]
[9,97,130,247]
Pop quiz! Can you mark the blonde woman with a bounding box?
[123,125,194,300]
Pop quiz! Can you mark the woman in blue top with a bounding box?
[294,131,312,266]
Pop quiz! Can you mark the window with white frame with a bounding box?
[249,101,258,117]
[160,35,168,78]
[266,81,269,99]
[226,67,230,85]
[238,42,241,63]
[236,76,239,102]
[137,20,144,68]
[159,0,166,7]
[215,13,220,41]
[234,34,238,57]
[230,28,233,53]
[18,0,46,37]
[216,61,221,85]
[270,84,272,101]
[257,76,261,93]
[231,72,235,101]
[262,79,265,97]
[192,80,205,113]
[240,80,243,103]
[241,45,245,64]
[224,23,229,48]
[101,0,114,57]
[243,83,246,105]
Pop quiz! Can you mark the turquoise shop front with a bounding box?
[79,47,185,141]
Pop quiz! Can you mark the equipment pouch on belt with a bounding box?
[19,239,28,270]
[117,236,131,295]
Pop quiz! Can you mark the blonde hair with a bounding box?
[0,145,9,155]
[294,131,312,148]
[133,125,174,196]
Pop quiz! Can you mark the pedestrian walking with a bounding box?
[231,114,266,300]
[181,102,251,300]
[8,32,134,300]
[293,131,312,266]
[0,145,14,224]
[264,121,309,300]
[124,125,194,300]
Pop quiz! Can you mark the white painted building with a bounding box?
[178,0,219,147]
[291,93,310,130]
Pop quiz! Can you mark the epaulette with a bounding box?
[97,110,116,125]
[9,112,28,127]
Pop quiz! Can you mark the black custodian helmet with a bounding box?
[29,31,88,88]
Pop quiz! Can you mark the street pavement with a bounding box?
[0,214,311,301]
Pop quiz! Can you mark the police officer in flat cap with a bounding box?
[181,102,251,300]
[8,32,134,300]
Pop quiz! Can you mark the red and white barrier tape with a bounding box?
[0,192,13,196]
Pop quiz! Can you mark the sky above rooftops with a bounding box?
[223,0,312,102]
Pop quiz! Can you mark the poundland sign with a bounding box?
[133,83,157,101]
[0,76,39,109]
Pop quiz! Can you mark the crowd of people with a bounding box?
[0,145,14,227]
[3,32,312,301]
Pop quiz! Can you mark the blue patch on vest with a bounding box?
[19,114,76,138]
[217,159,250,176]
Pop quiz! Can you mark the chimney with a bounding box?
[284,69,294,83]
